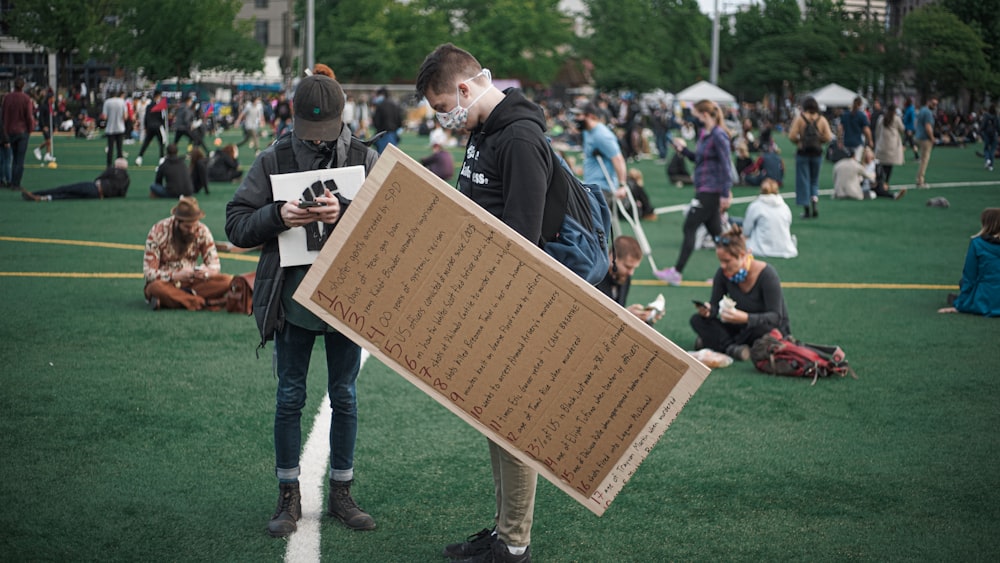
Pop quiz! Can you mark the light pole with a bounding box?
[710,0,720,85]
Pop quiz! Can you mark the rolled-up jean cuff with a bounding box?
[329,468,354,482]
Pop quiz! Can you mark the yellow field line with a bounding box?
[0,236,959,289]
[0,272,144,279]
[0,235,259,262]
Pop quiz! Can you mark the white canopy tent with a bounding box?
[675,80,736,104]
[808,83,865,109]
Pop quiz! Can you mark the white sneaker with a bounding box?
[43,153,55,162]
[33,147,42,161]
[135,156,143,166]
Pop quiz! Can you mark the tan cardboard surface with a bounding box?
[295,145,710,515]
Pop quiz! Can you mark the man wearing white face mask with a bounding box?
[416,43,556,563]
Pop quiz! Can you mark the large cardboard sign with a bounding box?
[295,145,709,515]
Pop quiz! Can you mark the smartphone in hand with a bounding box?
[298,200,326,208]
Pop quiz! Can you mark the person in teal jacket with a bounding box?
[939,208,1000,317]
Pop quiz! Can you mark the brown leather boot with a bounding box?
[267,481,301,538]
[328,479,375,530]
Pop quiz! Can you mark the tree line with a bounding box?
[5,0,997,106]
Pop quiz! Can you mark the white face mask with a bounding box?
[436,69,492,130]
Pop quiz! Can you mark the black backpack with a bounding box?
[800,116,823,155]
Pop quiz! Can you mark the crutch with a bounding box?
[594,151,659,271]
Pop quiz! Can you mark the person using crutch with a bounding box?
[574,103,628,207]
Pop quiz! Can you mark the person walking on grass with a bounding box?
[915,96,938,188]
[225,72,380,538]
[980,104,998,172]
[787,96,833,219]
[654,99,733,286]
[416,42,553,563]
[1,77,36,191]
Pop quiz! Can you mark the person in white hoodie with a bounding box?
[743,178,798,258]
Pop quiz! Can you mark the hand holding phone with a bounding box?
[298,200,326,208]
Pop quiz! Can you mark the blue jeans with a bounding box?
[984,136,997,166]
[0,143,11,184]
[794,153,822,207]
[8,131,30,188]
[374,130,399,154]
[273,322,362,482]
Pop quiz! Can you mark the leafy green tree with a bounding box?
[941,0,1000,95]
[434,0,573,88]
[4,0,124,89]
[112,0,263,80]
[578,0,710,92]
[901,4,989,101]
[310,0,450,85]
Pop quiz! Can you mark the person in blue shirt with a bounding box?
[914,96,938,189]
[938,207,1000,317]
[837,96,872,160]
[902,97,918,161]
[575,103,628,204]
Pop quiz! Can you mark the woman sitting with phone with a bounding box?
[691,224,791,360]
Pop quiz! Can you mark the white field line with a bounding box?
[285,349,371,563]
[652,180,1000,216]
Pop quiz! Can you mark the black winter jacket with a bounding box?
[225,127,378,345]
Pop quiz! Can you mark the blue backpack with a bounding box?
[540,148,613,285]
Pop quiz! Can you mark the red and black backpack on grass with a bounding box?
[750,329,857,385]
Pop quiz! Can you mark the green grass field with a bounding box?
[1,128,998,562]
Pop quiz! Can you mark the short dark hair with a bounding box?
[416,43,482,98]
[613,236,642,261]
[801,96,819,113]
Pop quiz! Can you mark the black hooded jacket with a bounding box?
[458,88,553,243]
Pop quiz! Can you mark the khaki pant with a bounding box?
[916,139,934,186]
[145,273,233,310]
[489,440,537,548]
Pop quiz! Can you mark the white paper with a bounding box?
[270,166,365,267]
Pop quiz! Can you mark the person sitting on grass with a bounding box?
[21,157,130,201]
[938,207,1000,317]
[150,143,193,198]
[596,235,664,325]
[207,143,243,183]
[143,196,232,311]
[626,168,657,220]
[742,129,784,188]
[690,224,790,361]
[833,147,906,201]
[743,178,797,259]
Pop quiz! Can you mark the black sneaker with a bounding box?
[456,540,531,563]
[443,527,497,559]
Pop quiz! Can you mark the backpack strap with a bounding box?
[540,146,570,245]
[274,134,295,174]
